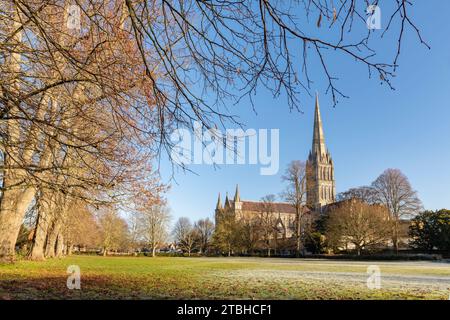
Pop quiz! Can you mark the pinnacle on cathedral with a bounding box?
[216,193,223,210]
[234,184,240,202]
[224,192,231,208]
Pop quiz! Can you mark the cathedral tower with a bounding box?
[306,94,336,210]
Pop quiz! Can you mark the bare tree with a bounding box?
[138,203,171,257]
[123,0,429,122]
[371,169,422,252]
[193,218,214,255]
[239,216,261,255]
[63,203,100,255]
[337,186,377,203]
[326,200,392,255]
[281,160,308,257]
[173,217,197,256]
[260,194,277,257]
[97,207,129,256]
[0,1,164,260]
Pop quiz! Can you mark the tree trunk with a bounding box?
[0,188,36,261]
[152,246,156,257]
[393,219,399,253]
[45,221,61,258]
[0,5,28,262]
[296,211,301,258]
[103,247,108,256]
[66,243,73,256]
[28,202,51,260]
[55,233,64,258]
[0,192,23,261]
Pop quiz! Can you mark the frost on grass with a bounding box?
[206,268,450,299]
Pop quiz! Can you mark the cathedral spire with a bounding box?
[234,184,240,202]
[307,93,336,210]
[312,93,326,156]
[216,193,223,210]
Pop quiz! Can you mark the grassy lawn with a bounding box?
[0,255,449,300]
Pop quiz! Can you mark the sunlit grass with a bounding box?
[0,256,448,299]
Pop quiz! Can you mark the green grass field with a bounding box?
[0,256,449,300]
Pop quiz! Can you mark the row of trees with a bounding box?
[72,199,449,257]
[0,0,168,261]
[46,202,447,258]
[18,204,139,257]
[18,202,216,258]
[14,176,442,258]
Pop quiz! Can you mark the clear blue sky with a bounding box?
[160,2,450,223]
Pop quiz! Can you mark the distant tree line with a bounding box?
[172,217,215,256]
[15,168,446,258]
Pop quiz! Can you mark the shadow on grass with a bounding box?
[0,275,155,300]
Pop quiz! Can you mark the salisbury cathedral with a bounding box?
[214,95,338,244]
